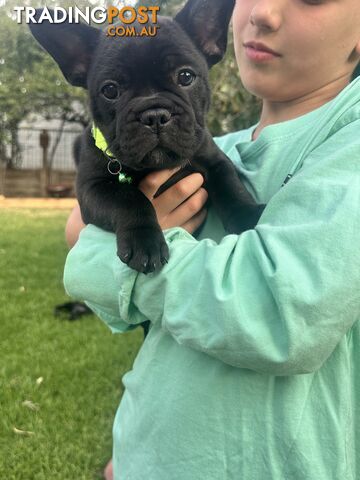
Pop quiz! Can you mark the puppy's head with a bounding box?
[29,0,235,170]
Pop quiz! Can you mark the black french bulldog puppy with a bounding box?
[29,0,265,274]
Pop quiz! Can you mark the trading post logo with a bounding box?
[14,6,160,37]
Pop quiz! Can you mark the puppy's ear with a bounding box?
[174,0,235,68]
[29,9,100,88]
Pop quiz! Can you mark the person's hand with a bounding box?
[65,169,208,247]
[138,168,208,234]
[65,203,85,248]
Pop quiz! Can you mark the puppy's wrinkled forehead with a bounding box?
[89,18,207,89]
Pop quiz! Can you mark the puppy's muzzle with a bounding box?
[139,108,172,133]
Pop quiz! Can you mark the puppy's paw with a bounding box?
[117,227,170,274]
[224,204,266,234]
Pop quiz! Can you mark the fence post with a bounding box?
[0,144,5,196]
[0,160,5,198]
[39,129,50,197]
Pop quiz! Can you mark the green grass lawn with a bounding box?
[0,209,143,480]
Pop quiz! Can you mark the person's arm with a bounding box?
[65,203,86,248]
[64,170,208,332]
[64,124,360,374]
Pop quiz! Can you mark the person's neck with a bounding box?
[252,76,352,141]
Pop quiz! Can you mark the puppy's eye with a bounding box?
[177,69,196,87]
[101,82,120,100]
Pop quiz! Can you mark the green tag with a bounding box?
[118,173,133,184]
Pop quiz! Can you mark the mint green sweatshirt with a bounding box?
[64,78,360,480]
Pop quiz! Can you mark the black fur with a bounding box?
[30,0,265,273]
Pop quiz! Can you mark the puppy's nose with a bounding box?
[140,108,171,131]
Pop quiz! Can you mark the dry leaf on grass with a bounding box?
[13,427,34,436]
[22,400,40,411]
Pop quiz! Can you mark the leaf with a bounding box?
[13,427,35,436]
[22,400,40,411]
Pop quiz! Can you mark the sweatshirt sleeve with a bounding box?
[64,122,360,374]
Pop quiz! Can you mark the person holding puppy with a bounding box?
[65,0,360,479]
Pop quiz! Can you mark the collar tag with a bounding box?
[118,173,133,184]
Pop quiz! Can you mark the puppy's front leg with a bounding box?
[79,180,169,274]
[196,133,265,233]
[208,162,265,234]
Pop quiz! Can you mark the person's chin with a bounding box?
[240,70,285,101]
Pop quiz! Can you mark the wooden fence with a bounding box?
[2,168,76,198]
[1,126,80,198]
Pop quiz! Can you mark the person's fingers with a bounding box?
[181,208,208,235]
[159,187,208,229]
[152,173,205,218]
[138,167,181,199]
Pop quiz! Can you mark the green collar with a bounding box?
[91,124,115,157]
[91,124,133,184]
